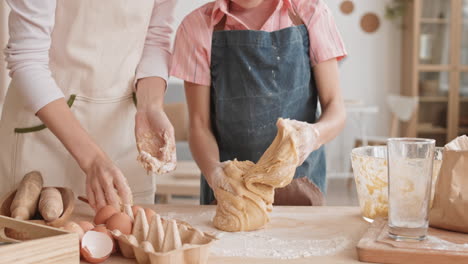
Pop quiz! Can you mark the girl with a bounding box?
[171,0,347,205]
[1,0,177,210]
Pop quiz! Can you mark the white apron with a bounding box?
[0,0,156,203]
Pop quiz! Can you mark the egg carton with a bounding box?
[112,208,217,264]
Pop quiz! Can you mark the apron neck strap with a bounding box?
[213,2,304,32]
[214,15,227,32]
[287,6,304,26]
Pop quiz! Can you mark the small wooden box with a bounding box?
[0,215,79,264]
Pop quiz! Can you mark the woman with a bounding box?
[171,0,347,205]
[1,0,177,210]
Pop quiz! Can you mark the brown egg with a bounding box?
[144,208,156,224]
[77,221,95,233]
[94,205,119,225]
[63,221,85,241]
[106,212,132,235]
[131,205,143,218]
[92,226,116,253]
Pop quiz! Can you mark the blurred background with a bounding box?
[1,0,466,205]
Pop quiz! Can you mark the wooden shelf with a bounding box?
[420,96,449,103]
[402,1,466,142]
[420,18,449,24]
[418,64,451,71]
[417,125,447,134]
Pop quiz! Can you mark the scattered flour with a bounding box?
[211,232,349,259]
[162,210,351,259]
[425,236,468,251]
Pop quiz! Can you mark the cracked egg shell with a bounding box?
[92,225,117,253]
[80,231,113,263]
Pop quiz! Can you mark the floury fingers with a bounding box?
[137,151,176,175]
[137,131,177,175]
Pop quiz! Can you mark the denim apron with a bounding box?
[200,13,326,205]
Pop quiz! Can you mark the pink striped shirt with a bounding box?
[171,0,346,86]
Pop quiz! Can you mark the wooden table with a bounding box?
[74,204,371,264]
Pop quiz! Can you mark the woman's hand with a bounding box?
[135,108,176,173]
[83,153,133,211]
[36,98,133,212]
[135,77,176,174]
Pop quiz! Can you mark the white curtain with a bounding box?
[0,1,10,116]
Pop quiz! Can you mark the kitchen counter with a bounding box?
[74,204,370,264]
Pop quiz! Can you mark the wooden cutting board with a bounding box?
[357,219,468,264]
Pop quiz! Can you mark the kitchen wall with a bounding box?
[327,0,402,175]
[0,0,402,174]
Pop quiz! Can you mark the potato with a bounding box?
[10,171,43,220]
[39,187,63,221]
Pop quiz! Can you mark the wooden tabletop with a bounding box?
[74,204,371,264]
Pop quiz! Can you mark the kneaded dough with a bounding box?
[213,118,302,232]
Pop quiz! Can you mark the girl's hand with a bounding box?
[206,162,235,194]
[135,107,177,174]
[278,119,321,165]
[83,153,133,211]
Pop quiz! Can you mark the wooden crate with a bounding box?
[0,215,79,264]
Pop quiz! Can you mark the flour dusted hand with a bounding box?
[206,162,236,195]
[279,119,321,165]
[135,109,176,174]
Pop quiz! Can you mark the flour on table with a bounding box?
[212,232,349,259]
[162,211,351,259]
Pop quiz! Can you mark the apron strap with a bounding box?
[213,15,227,32]
[287,6,304,26]
[213,3,304,32]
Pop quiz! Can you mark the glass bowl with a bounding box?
[350,146,443,222]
